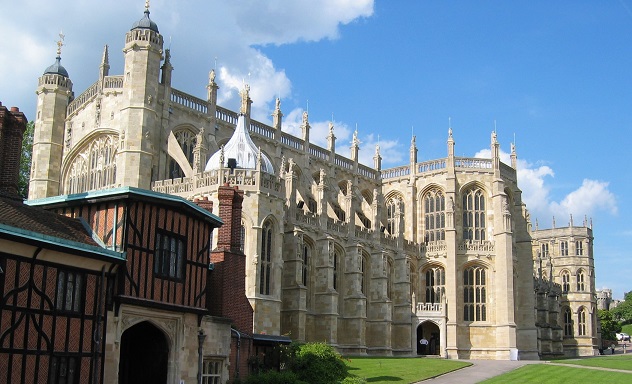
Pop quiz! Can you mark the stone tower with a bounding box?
[29,35,73,200]
[117,2,164,188]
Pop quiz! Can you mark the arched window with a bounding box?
[424,266,445,304]
[302,243,310,287]
[563,307,573,336]
[561,271,570,293]
[560,241,568,256]
[462,188,485,241]
[575,240,584,256]
[259,221,273,295]
[463,266,486,321]
[239,222,246,252]
[386,197,402,236]
[424,189,445,242]
[65,135,118,194]
[168,129,196,178]
[576,270,585,292]
[578,308,587,336]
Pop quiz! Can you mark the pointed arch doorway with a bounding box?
[118,321,169,384]
[416,321,441,356]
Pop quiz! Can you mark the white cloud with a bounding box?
[474,148,617,225]
[550,179,617,218]
[0,0,374,123]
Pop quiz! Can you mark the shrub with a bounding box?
[341,376,367,384]
[289,342,348,384]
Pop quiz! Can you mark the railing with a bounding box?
[381,165,410,179]
[280,132,303,150]
[458,240,495,252]
[103,75,123,89]
[171,89,208,114]
[39,74,72,88]
[380,233,398,248]
[309,144,329,161]
[250,120,275,140]
[358,164,378,180]
[68,81,100,115]
[334,155,353,170]
[295,211,319,227]
[152,168,283,195]
[216,106,238,125]
[455,157,492,169]
[327,218,347,234]
[354,225,373,240]
[404,239,420,253]
[420,241,446,254]
[418,159,446,173]
[416,302,444,313]
[126,29,163,45]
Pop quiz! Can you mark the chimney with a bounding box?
[0,103,28,197]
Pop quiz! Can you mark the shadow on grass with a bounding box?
[366,376,404,382]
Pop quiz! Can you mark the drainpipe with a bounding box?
[231,328,241,379]
[198,330,206,384]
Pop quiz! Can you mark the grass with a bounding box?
[344,357,470,383]
[551,354,632,371]
[622,324,632,334]
[479,364,632,384]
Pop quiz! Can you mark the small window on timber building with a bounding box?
[56,270,84,313]
[154,231,185,280]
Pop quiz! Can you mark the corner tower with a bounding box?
[117,1,164,188]
[29,35,73,200]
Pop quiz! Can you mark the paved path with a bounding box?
[414,359,542,384]
[415,346,632,384]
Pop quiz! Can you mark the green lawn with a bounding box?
[552,354,632,371]
[344,357,470,383]
[622,324,632,335]
[480,363,632,384]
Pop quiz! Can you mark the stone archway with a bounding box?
[118,321,169,384]
[416,321,441,355]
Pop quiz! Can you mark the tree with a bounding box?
[17,121,34,199]
[612,291,632,325]
[598,309,621,341]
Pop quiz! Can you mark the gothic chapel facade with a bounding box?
[29,4,598,362]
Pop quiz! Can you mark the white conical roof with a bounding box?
[205,114,274,174]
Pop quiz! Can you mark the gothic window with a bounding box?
[65,135,118,194]
[168,129,197,179]
[239,223,246,252]
[463,266,486,322]
[561,271,571,293]
[154,231,185,280]
[576,240,584,256]
[462,188,485,241]
[56,270,83,313]
[560,241,568,256]
[424,189,445,242]
[202,359,222,384]
[563,307,573,336]
[578,308,587,336]
[577,270,586,292]
[49,355,78,384]
[541,243,549,257]
[302,243,310,287]
[424,266,445,304]
[259,221,273,295]
[386,197,402,236]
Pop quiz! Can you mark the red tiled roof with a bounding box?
[0,195,99,247]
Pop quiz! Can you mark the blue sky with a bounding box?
[1,1,629,298]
